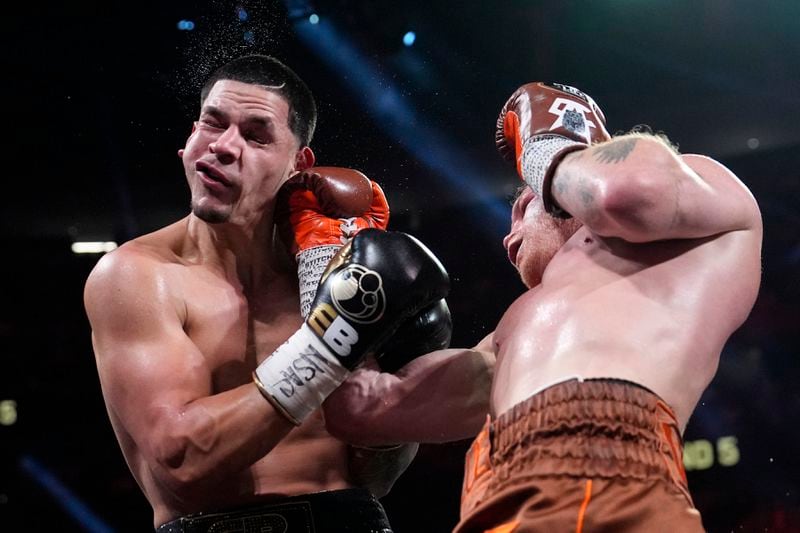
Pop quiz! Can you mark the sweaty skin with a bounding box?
[492,136,762,428]
[84,81,355,527]
[323,135,761,449]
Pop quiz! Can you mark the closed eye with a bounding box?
[198,106,228,130]
[244,128,272,145]
[197,119,223,130]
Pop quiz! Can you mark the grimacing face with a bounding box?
[179,80,312,226]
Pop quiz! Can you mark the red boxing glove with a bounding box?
[496,82,610,216]
[276,167,390,317]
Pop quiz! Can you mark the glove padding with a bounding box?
[348,442,420,498]
[377,298,452,373]
[276,167,390,317]
[496,82,610,216]
[254,229,449,424]
[309,229,449,369]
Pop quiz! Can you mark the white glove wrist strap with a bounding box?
[520,134,584,196]
[254,323,349,425]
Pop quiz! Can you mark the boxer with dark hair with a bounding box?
[324,82,762,532]
[84,54,453,532]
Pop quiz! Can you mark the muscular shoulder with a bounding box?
[86,233,177,294]
[84,223,189,334]
[86,243,163,293]
[680,154,762,232]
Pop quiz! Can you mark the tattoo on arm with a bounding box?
[594,138,637,164]
[579,182,594,207]
[554,169,594,211]
[554,176,568,198]
[576,173,594,208]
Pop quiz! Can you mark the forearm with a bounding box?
[550,135,683,241]
[551,134,753,242]
[323,348,494,446]
[147,383,294,492]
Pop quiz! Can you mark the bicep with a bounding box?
[86,255,211,454]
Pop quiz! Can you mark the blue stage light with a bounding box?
[403,31,416,47]
[309,13,320,24]
[287,14,511,237]
[20,455,115,533]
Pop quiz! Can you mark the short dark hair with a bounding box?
[200,55,317,147]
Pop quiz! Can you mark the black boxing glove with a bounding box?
[254,229,449,424]
[496,82,610,216]
[377,299,452,374]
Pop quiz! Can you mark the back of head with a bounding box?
[201,55,317,147]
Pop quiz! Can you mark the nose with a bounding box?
[502,230,513,252]
[503,212,521,253]
[209,125,242,164]
[502,223,521,266]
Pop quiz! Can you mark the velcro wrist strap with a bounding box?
[520,134,584,197]
[254,324,349,424]
[297,245,341,319]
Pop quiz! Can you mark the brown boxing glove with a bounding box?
[496,82,610,216]
[276,167,390,317]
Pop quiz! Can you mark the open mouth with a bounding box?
[196,161,231,187]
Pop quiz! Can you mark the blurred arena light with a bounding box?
[176,20,195,31]
[283,1,511,237]
[71,242,118,255]
[19,455,115,533]
[0,399,17,426]
[402,31,416,47]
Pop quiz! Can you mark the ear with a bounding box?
[294,146,315,171]
[177,123,197,159]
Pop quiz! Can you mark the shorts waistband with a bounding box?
[490,378,690,497]
[155,488,392,533]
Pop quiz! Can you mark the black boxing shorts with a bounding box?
[155,488,392,533]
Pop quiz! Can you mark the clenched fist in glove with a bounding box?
[254,229,449,425]
[496,82,610,216]
[276,167,390,317]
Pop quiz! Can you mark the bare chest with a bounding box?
[181,272,303,392]
[491,232,755,418]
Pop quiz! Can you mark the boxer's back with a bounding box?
[91,218,351,525]
[492,199,761,430]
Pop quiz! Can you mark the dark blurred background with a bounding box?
[1,1,798,531]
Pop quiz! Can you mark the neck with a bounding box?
[184,212,291,292]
